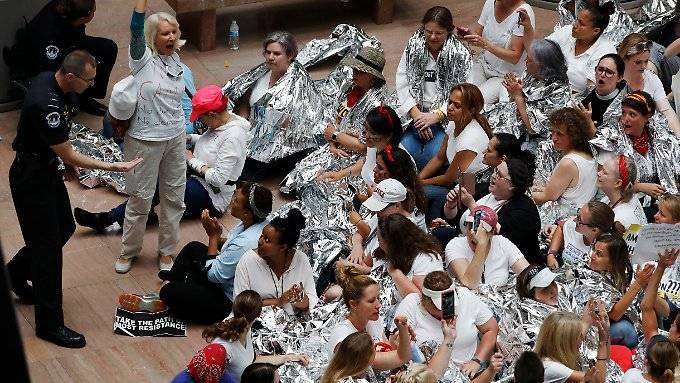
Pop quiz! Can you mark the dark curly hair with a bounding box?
[374,213,442,274]
[366,105,403,146]
[582,1,615,38]
[548,107,594,154]
[236,181,273,223]
[622,90,656,117]
[269,208,306,250]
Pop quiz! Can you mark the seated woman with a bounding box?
[224,31,323,181]
[656,194,680,225]
[546,201,618,268]
[240,363,279,383]
[591,91,680,220]
[597,155,648,229]
[136,182,272,324]
[489,39,571,150]
[437,154,541,263]
[171,343,236,383]
[579,53,626,129]
[283,46,389,194]
[555,0,633,46]
[372,214,443,299]
[196,290,308,382]
[445,206,529,289]
[390,355,503,383]
[516,265,560,307]
[587,233,653,349]
[74,85,252,232]
[233,208,318,314]
[396,6,472,170]
[327,266,412,370]
[463,0,535,105]
[321,332,374,383]
[535,309,611,383]
[419,83,492,222]
[392,271,499,379]
[532,107,597,212]
[546,2,617,94]
[618,33,680,138]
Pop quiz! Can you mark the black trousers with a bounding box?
[159,241,232,325]
[76,36,118,100]
[239,148,315,182]
[7,156,75,332]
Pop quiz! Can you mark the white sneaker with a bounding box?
[115,257,135,274]
[158,255,174,271]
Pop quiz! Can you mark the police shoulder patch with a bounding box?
[46,111,61,128]
[45,45,60,60]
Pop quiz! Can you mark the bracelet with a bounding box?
[436,110,446,122]
[597,357,609,361]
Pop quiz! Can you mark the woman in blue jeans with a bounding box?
[588,233,654,349]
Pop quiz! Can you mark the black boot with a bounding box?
[74,208,114,233]
[36,325,86,348]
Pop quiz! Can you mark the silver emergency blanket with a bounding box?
[401,29,472,119]
[589,94,680,194]
[296,24,381,68]
[556,0,634,45]
[486,75,571,141]
[68,122,126,194]
[222,61,324,163]
[282,83,389,194]
[634,0,678,35]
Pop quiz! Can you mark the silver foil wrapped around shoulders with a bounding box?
[486,75,571,140]
[222,61,324,163]
[634,0,678,35]
[590,94,680,194]
[296,24,381,68]
[556,0,634,45]
[400,29,472,120]
[68,122,126,194]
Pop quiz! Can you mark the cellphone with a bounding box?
[442,291,456,319]
[456,26,470,37]
[472,210,483,231]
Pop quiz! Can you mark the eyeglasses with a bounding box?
[574,209,593,228]
[595,66,616,78]
[424,28,446,38]
[626,41,653,56]
[72,73,95,87]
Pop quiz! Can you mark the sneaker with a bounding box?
[115,257,135,274]
[74,208,113,233]
[118,293,167,313]
[158,255,174,271]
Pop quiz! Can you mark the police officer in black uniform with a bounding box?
[12,0,117,116]
[6,50,142,348]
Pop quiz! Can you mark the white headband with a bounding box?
[422,286,455,310]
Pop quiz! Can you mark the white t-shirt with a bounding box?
[233,249,319,314]
[327,318,385,357]
[128,47,186,141]
[389,252,444,300]
[542,359,574,383]
[249,71,272,107]
[562,219,591,265]
[445,235,525,286]
[445,119,489,174]
[621,368,651,383]
[459,193,506,233]
[477,0,536,76]
[600,196,647,229]
[395,49,443,115]
[547,25,616,94]
[392,290,494,363]
[642,70,666,103]
[212,329,255,382]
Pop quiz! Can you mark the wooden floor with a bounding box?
[0,0,558,381]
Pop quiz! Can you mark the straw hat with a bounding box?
[341,46,386,83]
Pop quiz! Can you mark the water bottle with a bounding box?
[228,20,239,50]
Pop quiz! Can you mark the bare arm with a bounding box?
[484,34,526,65]
[532,158,578,205]
[473,317,499,361]
[335,132,367,154]
[51,142,142,172]
[419,135,449,180]
[423,150,476,187]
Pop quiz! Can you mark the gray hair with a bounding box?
[262,31,298,60]
[531,39,568,83]
[144,12,186,55]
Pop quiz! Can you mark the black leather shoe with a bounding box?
[36,325,86,348]
[79,97,107,117]
[74,208,113,233]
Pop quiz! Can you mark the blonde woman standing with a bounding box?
[117,0,188,273]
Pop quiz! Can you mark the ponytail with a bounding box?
[202,290,262,342]
[451,83,493,139]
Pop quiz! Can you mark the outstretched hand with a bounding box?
[111,157,143,172]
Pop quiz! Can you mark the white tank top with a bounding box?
[211,330,255,382]
[558,153,598,208]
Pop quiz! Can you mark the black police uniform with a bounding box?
[7,72,78,334]
[22,0,117,99]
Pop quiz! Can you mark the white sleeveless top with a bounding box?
[558,153,597,208]
[212,329,255,382]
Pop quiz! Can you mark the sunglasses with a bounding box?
[626,41,653,56]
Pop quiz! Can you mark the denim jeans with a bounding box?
[424,184,451,223]
[400,122,446,170]
[110,177,218,226]
[610,318,639,349]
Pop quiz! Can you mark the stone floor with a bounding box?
[0,0,559,381]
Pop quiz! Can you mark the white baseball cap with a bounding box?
[108,75,137,120]
[362,178,407,212]
[528,268,559,290]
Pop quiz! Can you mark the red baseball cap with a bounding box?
[189,85,229,122]
[466,205,501,233]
